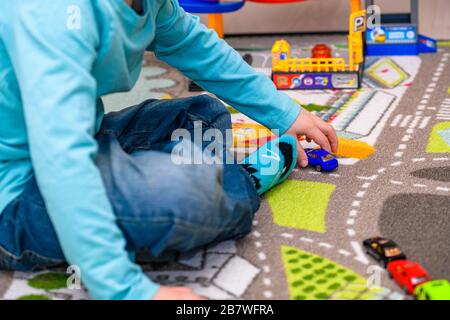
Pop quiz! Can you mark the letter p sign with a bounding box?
[353,13,366,33]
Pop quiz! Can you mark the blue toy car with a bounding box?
[305,148,338,172]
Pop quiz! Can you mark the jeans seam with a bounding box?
[117,215,244,235]
[0,243,64,264]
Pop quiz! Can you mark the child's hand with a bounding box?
[286,108,338,168]
[153,286,206,300]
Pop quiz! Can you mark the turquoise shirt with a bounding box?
[0,0,300,299]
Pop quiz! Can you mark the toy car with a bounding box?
[305,148,338,172]
[413,279,450,300]
[311,44,332,59]
[387,260,431,294]
[362,237,406,268]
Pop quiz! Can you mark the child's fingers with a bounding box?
[314,116,339,153]
[296,140,308,168]
[308,127,332,153]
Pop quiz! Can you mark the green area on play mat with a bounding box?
[28,272,69,291]
[281,245,383,300]
[426,122,450,153]
[266,180,335,233]
[18,294,51,300]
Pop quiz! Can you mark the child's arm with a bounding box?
[150,0,337,164]
[5,1,158,300]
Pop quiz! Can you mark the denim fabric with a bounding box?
[0,95,260,271]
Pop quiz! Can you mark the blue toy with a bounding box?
[365,0,437,56]
[305,148,339,172]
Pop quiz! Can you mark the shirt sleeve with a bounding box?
[5,1,158,300]
[150,0,301,135]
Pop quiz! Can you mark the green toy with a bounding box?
[413,279,450,300]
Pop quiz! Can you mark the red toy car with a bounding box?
[387,260,431,294]
[311,44,332,59]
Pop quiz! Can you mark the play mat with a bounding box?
[1,35,449,300]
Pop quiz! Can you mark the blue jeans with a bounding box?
[0,95,260,271]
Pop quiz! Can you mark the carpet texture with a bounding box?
[1,35,449,300]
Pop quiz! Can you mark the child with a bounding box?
[0,0,337,300]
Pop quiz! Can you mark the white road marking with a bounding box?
[346,218,355,225]
[415,111,423,116]
[263,291,273,298]
[281,233,293,239]
[390,114,403,127]
[263,278,272,286]
[413,183,427,188]
[436,187,450,192]
[390,180,403,185]
[352,200,361,207]
[412,157,425,162]
[399,115,412,127]
[254,241,262,248]
[299,237,313,243]
[427,107,437,110]
[418,116,431,129]
[329,173,341,177]
[338,249,351,257]
[377,168,386,173]
[357,175,378,180]
[390,161,403,167]
[356,191,366,198]
[258,252,267,261]
[253,231,261,238]
[394,152,404,158]
[347,229,356,236]
[318,242,333,249]
[398,144,407,150]
[417,105,426,110]
[253,220,258,226]
[350,241,369,265]
[409,116,421,129]
[263,265,270,273]
[406,128,415,134]
[349,209,358,217]
[361,182,371,189]
[433,157,449,161]
[401,135,411,142]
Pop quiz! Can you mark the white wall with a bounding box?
[197,0,450,39]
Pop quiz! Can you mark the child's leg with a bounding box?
[95,95,261,257]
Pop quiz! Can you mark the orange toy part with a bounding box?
[311,44,332,59]
[232,123,275,148]
[334,137,376,159]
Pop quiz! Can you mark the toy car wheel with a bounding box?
[315,165,322,172]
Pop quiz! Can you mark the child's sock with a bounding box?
[240,135,297,195]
